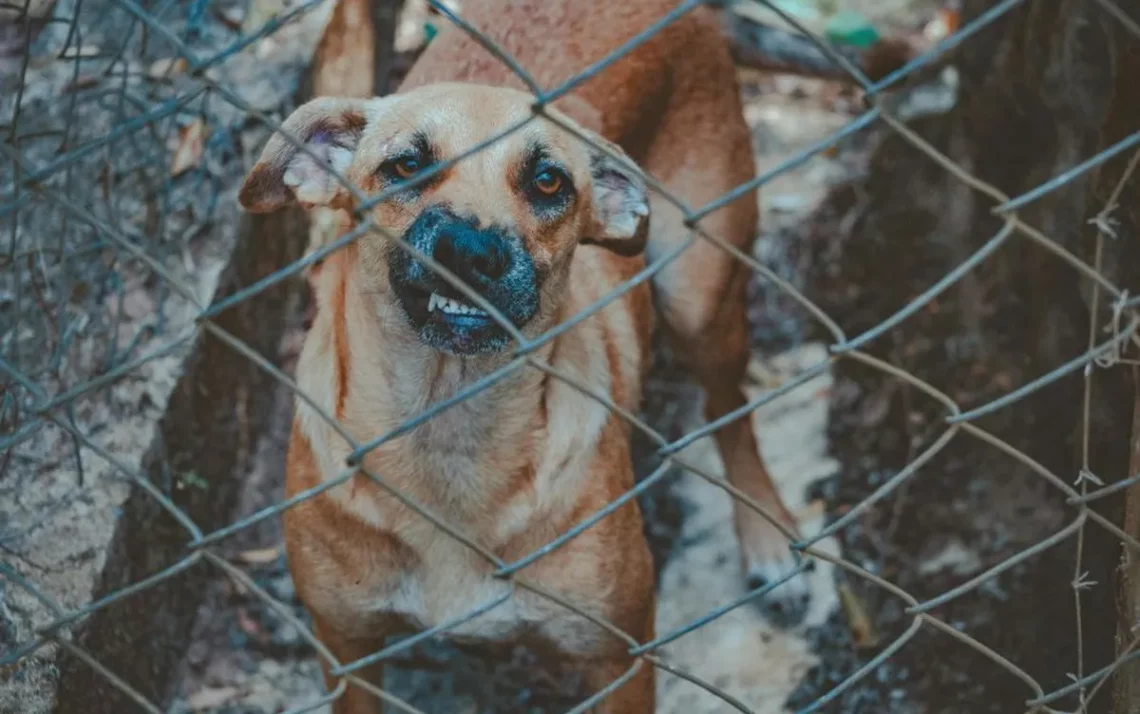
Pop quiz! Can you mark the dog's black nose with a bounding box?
[433,222,510,283]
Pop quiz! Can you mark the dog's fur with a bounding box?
[238,2,813,711]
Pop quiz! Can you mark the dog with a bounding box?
[238,1,903,711]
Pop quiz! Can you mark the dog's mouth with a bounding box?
[395,282,520,355]
[408,286,495,327]
[425,290,492,320]
[388,207,542,356]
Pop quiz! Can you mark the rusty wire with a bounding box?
[3,0,1140,712]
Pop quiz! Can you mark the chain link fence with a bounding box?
[3,0,1140,712]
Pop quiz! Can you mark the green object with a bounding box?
[424,21,438,43]
[824,9,880,49]
[768,0,822,23]
[178,471,209,492]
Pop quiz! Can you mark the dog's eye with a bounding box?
[532,168,564,196]
[379,153,428,183]
[393,156,421,179]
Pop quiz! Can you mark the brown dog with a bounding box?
[237,1,830,711]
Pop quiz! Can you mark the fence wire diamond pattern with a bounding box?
[4,0,1140,712]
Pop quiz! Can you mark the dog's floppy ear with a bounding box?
[239,96,380,213]
[580,134,650,257]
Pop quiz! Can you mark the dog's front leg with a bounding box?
[579,592,656,714]
[582,654,656,714]
[312,612,396,714]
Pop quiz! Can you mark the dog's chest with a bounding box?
[345,540,603,653]
[379,562,529,641]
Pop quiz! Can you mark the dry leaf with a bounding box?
[236,546,281,565]
[148,57,188,79]
[838,581,880,649]
[242,0,288,35]
[236,607,269,645]
[0,0,54,20]
[64,76,101,92]
[745,359,785,390]
[924,8,961,42]
[857,389,892,428]
[227,576,250,598]
[171,119,207,178]
[218,6,245,29]
[792,499,826,522]
[185,686,241,711]
[61,44,102,58]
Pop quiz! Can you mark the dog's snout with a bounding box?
[433,223,511,283]
[391,205,539,353]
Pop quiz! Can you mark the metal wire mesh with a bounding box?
[3,0,1140,712]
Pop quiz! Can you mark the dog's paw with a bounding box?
[738,520,812,627]
[745,552,813,628]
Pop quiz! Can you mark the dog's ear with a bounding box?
[239,96,381,213]
[581,135,650,257]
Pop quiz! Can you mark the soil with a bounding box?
[782,85,1116,714]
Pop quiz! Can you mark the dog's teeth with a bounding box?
[426,292,488,316]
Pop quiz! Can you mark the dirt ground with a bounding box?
[1,1,336,710]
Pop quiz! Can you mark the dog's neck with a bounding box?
[294,245,614,534]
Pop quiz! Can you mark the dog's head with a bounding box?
[239,83,648,355]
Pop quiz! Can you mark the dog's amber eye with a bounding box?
[394,157,421,179]
[533,169,563,196]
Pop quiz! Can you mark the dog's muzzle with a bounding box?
[389,206,540,355]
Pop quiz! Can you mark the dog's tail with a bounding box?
[718,5,919,84]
